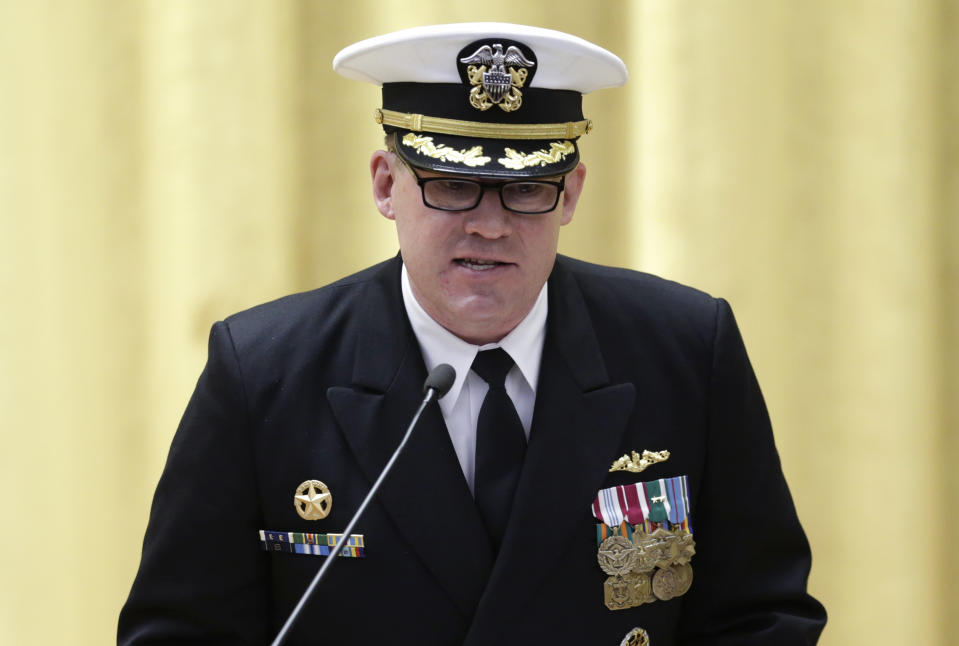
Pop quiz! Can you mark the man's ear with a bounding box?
[559,162,587,226]
[370,150,395,220]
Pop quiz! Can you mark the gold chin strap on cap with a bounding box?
[374,108,592,140]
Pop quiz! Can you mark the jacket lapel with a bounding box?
[326,257,493,618]
[464,258,636,643]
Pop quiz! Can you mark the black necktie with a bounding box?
[472,348,527,549]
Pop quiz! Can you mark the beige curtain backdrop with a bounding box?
[1,1,956,644]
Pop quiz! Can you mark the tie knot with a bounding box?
[471,348,515,388]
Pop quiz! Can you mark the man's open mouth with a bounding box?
[456,258,507,271]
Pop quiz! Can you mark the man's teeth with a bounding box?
[459,258,499,270]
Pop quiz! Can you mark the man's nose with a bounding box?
[462,188,512,238]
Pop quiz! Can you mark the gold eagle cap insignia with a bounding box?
[609,450,670,473]
[459,42,535,112]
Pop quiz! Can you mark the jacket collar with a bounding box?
[328,255,636,633]
[464,257,636,643]
[327,256,493,618]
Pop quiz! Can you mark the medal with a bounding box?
[652,564,683,601]
[603,571,656,610]
[672,562,693,596]
[604,574,633,610]
[597,535,638,576]
[657,528,682,567]
[674,527,697,564]
[599,534,641,610]
[593,474,697,609]
[633,527,675,570]
[630,528,658,573]
[628,571,655,606]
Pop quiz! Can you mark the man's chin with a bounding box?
[439,301,519,345]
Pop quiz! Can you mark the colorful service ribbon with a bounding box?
[258,530,366,558]
[591,475,692,535]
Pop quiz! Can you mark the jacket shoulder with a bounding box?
[556,255,719,316]
[219,258,396,353]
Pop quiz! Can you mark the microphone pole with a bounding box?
[270,364,456,646]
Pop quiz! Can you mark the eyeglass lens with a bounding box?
[423,179,560,213]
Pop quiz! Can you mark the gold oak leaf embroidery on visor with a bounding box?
[401,133,491,167]
[498,141,575,170]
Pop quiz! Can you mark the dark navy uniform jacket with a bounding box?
[119,255,826,645]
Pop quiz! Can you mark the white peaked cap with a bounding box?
[331,23,628,178]
[333,22,627,92]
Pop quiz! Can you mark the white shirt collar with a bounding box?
[400,263,547,407]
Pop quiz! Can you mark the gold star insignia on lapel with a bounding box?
[294,480,332,520]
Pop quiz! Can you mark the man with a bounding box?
[120,23,826,645]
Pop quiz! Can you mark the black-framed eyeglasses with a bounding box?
[397,156,566,215]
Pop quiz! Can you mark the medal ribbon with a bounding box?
[665,477,683,525]
[666,475,693,532]
[623,483,647,525]
[591,482,651,532]
[591,484,626,527]
[258,530,366,557]
[596,521,633,545]
[592,476,693,532]
[643,479,670,525]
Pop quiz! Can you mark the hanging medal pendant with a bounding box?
[592,475,698,611]
[628,526,657,605]
[598,535,639,575]
[652,564,684,601]
[670,527,695,598]
[673,526,697,564]
[604,574,634,610]
[647,527,676,569]
[598,534,640,610]
[672,562,693,597]
[628,570,655,606]
[631,527,659,573]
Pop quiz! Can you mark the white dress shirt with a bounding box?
[401,264,547,494]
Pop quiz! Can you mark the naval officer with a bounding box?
[119,23,826,645]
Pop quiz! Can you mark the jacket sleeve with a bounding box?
[679,298,827,645]
[118,322,271,645]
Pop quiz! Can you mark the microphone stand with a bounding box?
[270,384,445,646]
